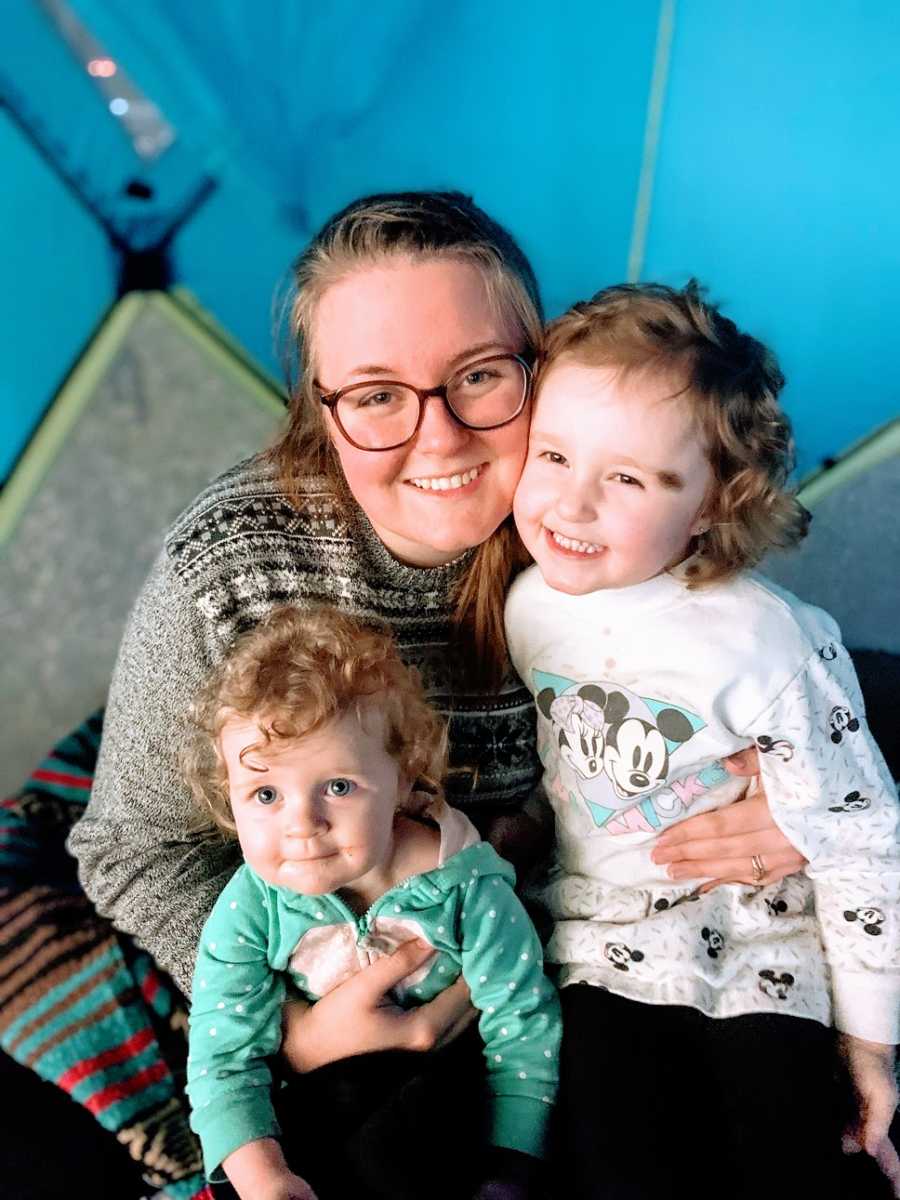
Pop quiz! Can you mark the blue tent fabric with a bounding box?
[6,3,900,482]
[3,0,661,480]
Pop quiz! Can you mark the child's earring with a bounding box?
[692,522,710,553]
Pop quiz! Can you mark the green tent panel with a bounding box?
[0,292,283,794]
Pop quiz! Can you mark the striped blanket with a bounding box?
[0,712,212,1200]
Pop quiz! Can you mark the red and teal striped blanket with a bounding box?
[0,712,211,1200]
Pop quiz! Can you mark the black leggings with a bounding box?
[213,1029,489,1200]
[555,984,893,1200]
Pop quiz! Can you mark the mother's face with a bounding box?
[313,258,530,567]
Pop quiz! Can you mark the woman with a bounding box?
[34,192,804,1194]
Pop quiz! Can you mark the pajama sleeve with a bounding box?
[186,866,286,1179]
[458,874,561,1158]
[744,641,900,1043]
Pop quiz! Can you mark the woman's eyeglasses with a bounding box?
[316,353,532,451]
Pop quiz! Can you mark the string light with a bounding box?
[87,58,117,78]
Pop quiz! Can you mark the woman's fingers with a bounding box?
[654,826,793,867]
[654,793,774,850]
[652,792,808,886]
[321,940,475,1054]
[281,940,439,1071]
[692,856,806,892]
[667,847,803,885]
[344,937,435,1001]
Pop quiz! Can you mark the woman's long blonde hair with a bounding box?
[267,192,543,689]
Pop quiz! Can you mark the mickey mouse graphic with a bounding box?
[533,670,711,832]
[604,943,645,972]
[829,791,871,814]
[755,734,795,762]
[701,928,725,959]
[843,906,885,936]
[829,706,860,744]
[758,969,795,1000]
[602,709,695,803]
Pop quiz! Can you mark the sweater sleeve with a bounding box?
[67,547,241,994]
[458,875,561,1158]
[186,867,285,1180]
[744,641,900,1043]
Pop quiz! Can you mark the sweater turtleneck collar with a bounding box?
[351,502,478,591]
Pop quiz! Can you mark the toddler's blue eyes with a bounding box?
[325,778,356,798]
[255,786,278,806]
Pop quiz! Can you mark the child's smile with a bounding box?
[513,360,712,594]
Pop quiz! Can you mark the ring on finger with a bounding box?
[750,853,766,884]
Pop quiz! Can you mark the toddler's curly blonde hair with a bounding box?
[540,281,809,586]
[182,605,447,835]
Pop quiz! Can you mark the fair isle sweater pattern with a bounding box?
[69,457,541,996]
[166,459,538,806]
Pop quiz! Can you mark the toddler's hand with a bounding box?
[840,1034,900,1195]
[262,1170,319,1200]
[223,1138,319,1200]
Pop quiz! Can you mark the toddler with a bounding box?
[505,282,899,1199]
[183,605,560,1200]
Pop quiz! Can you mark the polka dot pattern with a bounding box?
[188,847,559,1167]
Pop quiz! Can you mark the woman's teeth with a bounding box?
[552,531,602,554]
[409,465,482,491]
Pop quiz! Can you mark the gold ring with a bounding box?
[751,854,766,884]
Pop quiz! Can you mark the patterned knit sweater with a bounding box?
[68,456,540,995]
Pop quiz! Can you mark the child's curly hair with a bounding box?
[540,281,809,586]
[182,605,448,836]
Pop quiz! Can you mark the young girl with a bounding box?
[182,605,560,1200]
[504,282,899,1199]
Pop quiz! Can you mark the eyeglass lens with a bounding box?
[334,357,527,449]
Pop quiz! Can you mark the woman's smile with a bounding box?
[406,462,486,493]
[315,259,529,567]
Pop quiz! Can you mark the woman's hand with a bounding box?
[281,939,477,1073]
[840,1035,900,1196]
[650,750,806,890]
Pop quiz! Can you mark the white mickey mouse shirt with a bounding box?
[506,564,900,1042]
